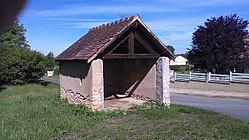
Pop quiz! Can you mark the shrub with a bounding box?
[0,46,46,84]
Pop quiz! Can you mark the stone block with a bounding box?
[91,59,104,111]
[156,57,170,106]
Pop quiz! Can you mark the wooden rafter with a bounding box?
[128,31,135,55]
[107,35,130,54]
[103,54,159,59]
[134,31,158,55]
[104,30,160,59]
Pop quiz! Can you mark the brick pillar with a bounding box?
[156,57,170,106]
[91,59,104,111]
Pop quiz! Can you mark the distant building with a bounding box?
[47,71,54,77]
[170,54,188,66]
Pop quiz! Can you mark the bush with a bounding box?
[0,20,47,85]
[170,65,189,74]
[54,65,59,75]
[0,45,46,84]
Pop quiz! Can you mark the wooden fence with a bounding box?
[171,71,249,84]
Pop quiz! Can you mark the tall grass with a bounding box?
[0,83,119,140]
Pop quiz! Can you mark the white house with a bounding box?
[170,55,188,66]
[47,70,54,77]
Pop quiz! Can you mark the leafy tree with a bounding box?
[182,52,189,60]
[0,46,46,84]
[166,45,175,55]
[0,20,46,85]
[188,14,248,73]
[45,52,56,71]
[0,19,29,48]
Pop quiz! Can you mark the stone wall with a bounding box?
[59,60,104,111]
[90,59,104,110]
[59,61,92,107]
[59,57,170,110]
[156,57,170,106]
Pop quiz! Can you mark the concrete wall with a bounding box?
[104,59,157,100]
[59,61,92,106]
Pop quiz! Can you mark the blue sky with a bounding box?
[19,0,249,56]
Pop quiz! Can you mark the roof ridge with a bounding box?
[89,15,136,31]
[55,14,174,61]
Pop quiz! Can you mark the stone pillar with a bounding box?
[91,59,104,111]
[156,57,170,106]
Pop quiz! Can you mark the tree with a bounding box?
[188,14,248,73]
[0,19,29,48]
[0,20,46,85]
[45,52,56,71]
[166,45,175,55]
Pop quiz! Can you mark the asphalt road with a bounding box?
[172,94,249,123]
[41,78,249,123]
[41,77,60,84]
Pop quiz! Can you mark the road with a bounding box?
[41,78,249,123]
[41,77,59,84]
[172,94,249,123]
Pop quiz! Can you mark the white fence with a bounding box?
[171,71,249,84]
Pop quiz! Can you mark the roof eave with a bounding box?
[55,58,88,62]
[87,19,137,63]
[87,16,174,62]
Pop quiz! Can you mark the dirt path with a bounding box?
[104,97,145,111]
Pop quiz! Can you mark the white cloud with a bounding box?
[37,5,179,17]
[59,21,107,29]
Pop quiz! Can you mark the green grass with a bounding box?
[59,103,249,140]
[0,83,249,140]
[0,83,121,140]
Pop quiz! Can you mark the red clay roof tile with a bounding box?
[55,15,174,61]
[55,16,135,61]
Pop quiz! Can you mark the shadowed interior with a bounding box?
[103,59,157,100]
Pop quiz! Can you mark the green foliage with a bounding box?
[166,45,175,54]
[170,65,189,74]
[45,52,56,71]
[188,14,249,73]
[0,20,47,85]
[182,51,189,60]
[0,20,29,48]
[0,46,46,84]
[54,65,60,75]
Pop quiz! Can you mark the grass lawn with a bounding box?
[0,83,249,140]
[58,104,249,140]
[0,83,120,140]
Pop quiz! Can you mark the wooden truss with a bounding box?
[103,30,159,59]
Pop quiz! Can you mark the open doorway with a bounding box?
[103,59,157,109]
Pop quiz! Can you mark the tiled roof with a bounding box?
[55,15,136,61]
[55,14,173,62]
